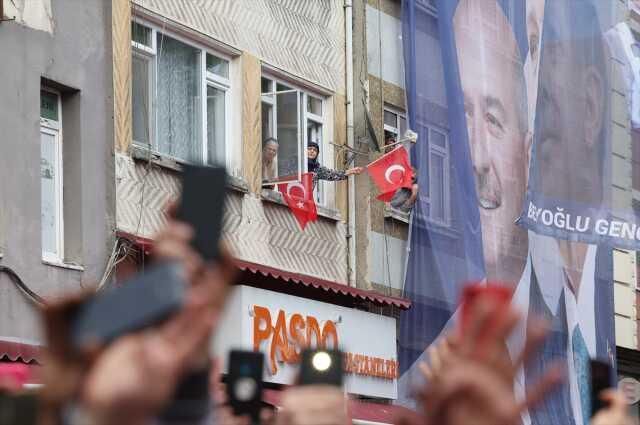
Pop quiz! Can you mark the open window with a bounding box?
[383,106,407,153]
[261,78,302,183]
[261,76,328,203]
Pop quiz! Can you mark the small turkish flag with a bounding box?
[367,146,414,202]
[278,173,318,230]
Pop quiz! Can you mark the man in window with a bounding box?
[306,142,363,189]
[390,167,419,213]
[262,138,279,183]
[384,132,397,154]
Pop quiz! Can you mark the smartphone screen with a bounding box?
[590,360,612,418]
[227,350,264,422]
[298,349,344,387]
[176,164,227,261]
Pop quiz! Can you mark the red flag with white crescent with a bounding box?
[366,146,414,202]
[278,173,317,230]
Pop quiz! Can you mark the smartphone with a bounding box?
[70,262,186,348]
[590,359,613,418]
[459,282,513,337]
[298,349,344,387]
[176,164,227,261]
[227,350,264,423]
[0,393,38,425]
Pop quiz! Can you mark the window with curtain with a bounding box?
[156,33,201,163]
[131,21,232,167]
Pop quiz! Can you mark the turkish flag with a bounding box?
[278,173,318,230]
[367,146,414,202]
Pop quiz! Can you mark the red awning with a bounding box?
[0,340,43,364]
[263,389,417,424]
[235,260,411,310]
[117,232,412,310]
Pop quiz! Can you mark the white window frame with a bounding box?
[383,106,451,226]
[383,106,410,216]
[305,95,326,205]
[383,105,407,143]
[40,89,64,263]
[204,53,231,167]
[131,19,233,169]
[261,75,330,206]
[425,125,451,227]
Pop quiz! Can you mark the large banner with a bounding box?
[399,1,616,424]
[518,2,640,248]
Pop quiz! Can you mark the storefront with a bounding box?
[214,285,398,398]
[212,267,413,424]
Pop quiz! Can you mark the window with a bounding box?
[261,76,328,204]
[423,125,450,225]
[40,90,63,261]
[383,106,407,153]
[131,21,231,167]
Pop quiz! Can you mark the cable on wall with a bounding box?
[0,266,46,306]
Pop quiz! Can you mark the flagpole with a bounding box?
[263,131,419,185]
[381,130,419,150]
[363,131,419,169]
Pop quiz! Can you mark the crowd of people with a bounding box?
[0,199,634,425]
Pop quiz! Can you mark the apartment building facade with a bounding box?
[111,0,408,411]
[0,0,115,363]
[356,0,640,416]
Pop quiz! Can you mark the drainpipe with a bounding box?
[345,0,356,287]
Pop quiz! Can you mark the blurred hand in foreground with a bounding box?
[275,385,349,425]
[39,208,235,425]
[399,297,564,425]
[590,390,634,425]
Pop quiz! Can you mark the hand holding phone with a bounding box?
[298,349,344,387]
[176,164,227,261]
[227,350,264,424]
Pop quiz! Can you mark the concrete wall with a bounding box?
[355,0,410,294]
[0,0,115,343]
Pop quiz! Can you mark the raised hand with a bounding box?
[413,297,564,425]
[275,386,349,425]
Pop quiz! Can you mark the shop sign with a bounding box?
[213,285,398,399]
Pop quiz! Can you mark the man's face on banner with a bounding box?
[454,0,528,283]
[534,2,605,205]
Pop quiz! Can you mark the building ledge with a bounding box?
[42,259,84,271]
[384,204,410,224]
[129,144,250,194]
